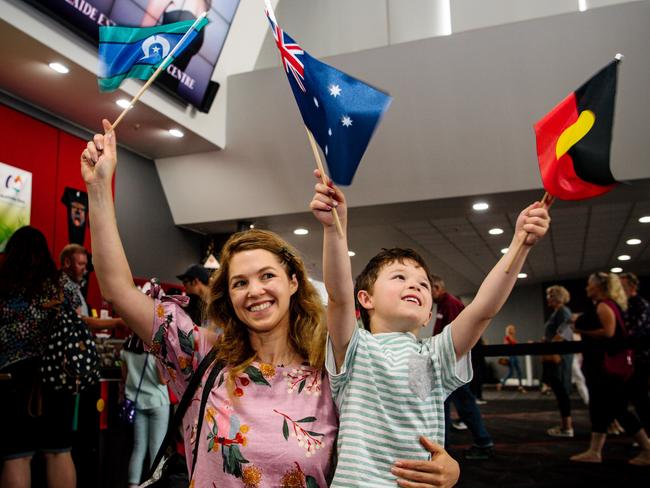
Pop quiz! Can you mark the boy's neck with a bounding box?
[369,318,421,336]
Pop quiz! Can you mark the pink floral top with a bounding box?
[149,295,338,488]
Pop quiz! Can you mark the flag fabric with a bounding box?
[534,59,619,200]
[265,2,391,185]
[98,17,208,92]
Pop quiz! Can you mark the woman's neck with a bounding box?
[249,328,301,366]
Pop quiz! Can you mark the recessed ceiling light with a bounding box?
[293,228,309,236]
[517,273,527,279]
[610,267,623,273]
[488,228,504,235]
[168,128,184,138]
[348,251,356,257]
[617,255,631,261]
[116,99,132,109]
[639,216,650,223]
[626,238,641,246]
[500,248,509,254]
[49,62,69,74]
[472,202,489,211]
[249,224,255,229]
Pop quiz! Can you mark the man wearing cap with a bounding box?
[177,264,211,327]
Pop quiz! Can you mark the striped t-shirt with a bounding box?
[326,325,471,487]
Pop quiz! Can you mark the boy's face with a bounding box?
[358,259,433,334]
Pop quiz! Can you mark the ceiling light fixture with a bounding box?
[293,228,309,236]
[517,273,527,279]
[168,129,184,138]
[49,62,69,74]
[488,228,504,235]
[617,255,631,261]
[639,216,650,224]
[472,202,489,211]
[578,0,588,13]
[626,238,641,246]
[348,251,356,257]
[610,267,623,273]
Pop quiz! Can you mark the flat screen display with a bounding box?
[23,0,240,110]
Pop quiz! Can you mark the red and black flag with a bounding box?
[534,58,620,200]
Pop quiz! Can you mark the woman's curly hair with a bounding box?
[206,229,326,394]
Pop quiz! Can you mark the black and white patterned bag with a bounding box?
[40,306,100,392]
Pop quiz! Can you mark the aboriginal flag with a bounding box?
[534,59,619,200]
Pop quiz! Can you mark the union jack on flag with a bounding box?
[264,1,392,185]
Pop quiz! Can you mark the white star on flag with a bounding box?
[329,84,342,97]
[152,46,161,54]
[341,115,353,127]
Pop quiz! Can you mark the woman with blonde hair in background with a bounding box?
[571,272,650,465]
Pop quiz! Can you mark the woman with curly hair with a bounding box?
[571,272,650,465]
[81,121,461,487]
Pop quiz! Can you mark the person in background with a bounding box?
[571,272,650,465]
[120,335,170,488]
[60,244,124,330]
[543,285,574,438]
[619,272,650,434]
[176,264,211,327]
[497,324,526,392]
[0,227,79,488]
[431,276,495,459]
[469,337,488,405]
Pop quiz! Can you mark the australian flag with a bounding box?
[265,2,392,185]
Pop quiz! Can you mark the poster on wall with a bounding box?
[22,0,240,112]
[0,162,32,252]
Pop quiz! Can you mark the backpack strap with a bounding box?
[189,358,224,479]
[147,346,219,478]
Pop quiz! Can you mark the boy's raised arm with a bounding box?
[310,169,357,369]
[451,201,551,358]
[82,119,154,344]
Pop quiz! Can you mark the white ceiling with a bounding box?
[184,182,650,295]
[2,0,649,296]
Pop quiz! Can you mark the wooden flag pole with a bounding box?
[109,11,208,130]
[305,127,344,238]
[504,191,553,274]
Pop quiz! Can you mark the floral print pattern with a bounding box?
[147,297,337,487]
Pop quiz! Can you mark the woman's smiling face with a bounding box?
[228,249,298,336]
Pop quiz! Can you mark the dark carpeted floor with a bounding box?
[447,387,648,487]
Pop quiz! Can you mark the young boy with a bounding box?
[310,170,551,487]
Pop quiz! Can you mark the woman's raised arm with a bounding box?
[81,119,154,343]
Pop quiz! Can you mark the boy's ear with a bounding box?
[357,289,373,310]
[424,310,432,327]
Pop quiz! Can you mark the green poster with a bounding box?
[0,162,32,251]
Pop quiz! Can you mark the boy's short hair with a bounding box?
[355,248,433,330]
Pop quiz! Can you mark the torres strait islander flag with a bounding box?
[264,0,392,185]
[98,16,208,92]
[534,58,620,200]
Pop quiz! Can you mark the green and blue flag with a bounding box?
[98,17,208,92]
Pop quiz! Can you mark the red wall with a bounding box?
[0,103,105,310]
